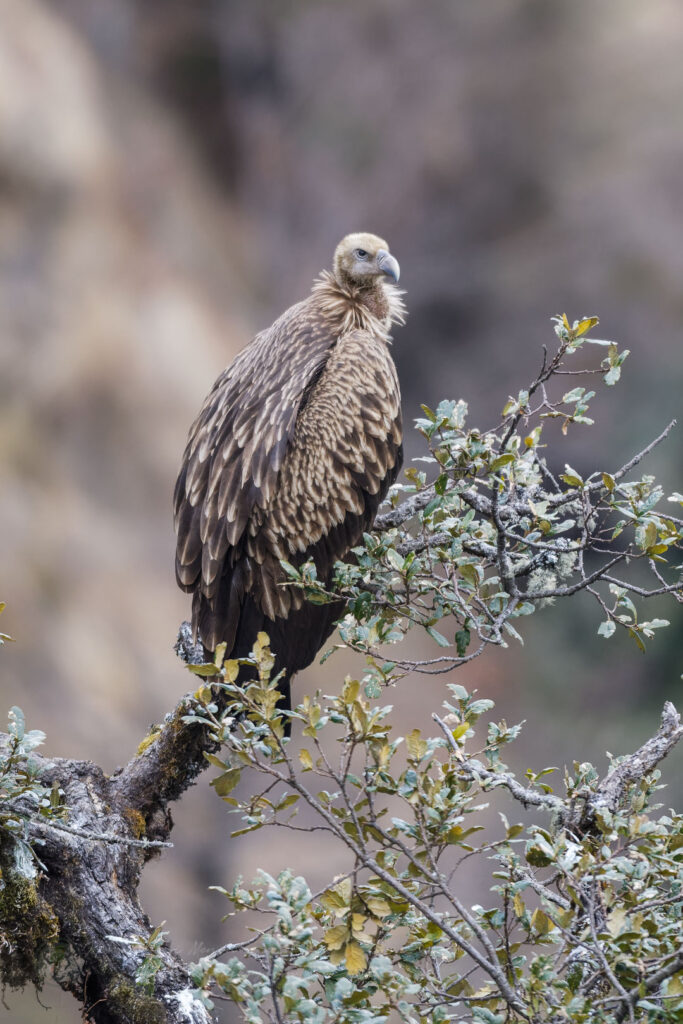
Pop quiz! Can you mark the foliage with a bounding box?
[108,921,170,995]
[283,315,682,684]
[0,699,62,990]
[181,320,683,1022]
[0,705,64,868]
[186,642,683,1023]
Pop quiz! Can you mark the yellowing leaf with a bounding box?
[345,941,367,976]
[554,908,574,929]
[319,890,347,914]
[607,907,628,937]
[320,878,352,917]
[323,925,349,951]
[575,316,599,337]
[513,893,525,917]
[406,729,427,761]
[351,917,373,943]
[223,659,240,683]
[213,642,227,670]
[299,749,314,771]
[343,678,360,703]
[335,878,352,903]
[189,663,218,678]
[374,743,391,767]
[642,521,658,550]
[365,897,391,918]
[664,974,683,997]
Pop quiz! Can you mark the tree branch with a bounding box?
[0,740,213,1023]
[587,701,683,820]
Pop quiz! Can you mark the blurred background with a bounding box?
[1,0,682,1020]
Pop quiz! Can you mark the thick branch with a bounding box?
[588,701,683,819]
[434,702,683,835]
[0,741,212,1024]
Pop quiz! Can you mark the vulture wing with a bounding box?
[174,301,335,639]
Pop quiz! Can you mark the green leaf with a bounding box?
[276,793,300,811]
[203,753,227,770]
[490,453,516,473]
[426,625,450,648]
[8,706,25,741]
[211,769,241,797]
[560,465,584,488]
[455,626,471,657]
[458,563,480,587]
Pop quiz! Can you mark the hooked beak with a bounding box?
[377,249,400,284]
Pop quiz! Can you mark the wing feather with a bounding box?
[174,298,336,648]
[247,326,402,619]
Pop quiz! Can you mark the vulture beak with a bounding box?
[377,249,400,283]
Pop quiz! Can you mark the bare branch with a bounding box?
[588,701,683,819]
[433,713,563,812]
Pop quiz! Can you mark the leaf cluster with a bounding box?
[186,669,683,1023]
[282,316,682,682]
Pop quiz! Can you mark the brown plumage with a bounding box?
[174,233,405,710]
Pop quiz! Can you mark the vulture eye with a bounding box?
[355,248,369,260]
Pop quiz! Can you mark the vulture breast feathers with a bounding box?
[174,232,405,704]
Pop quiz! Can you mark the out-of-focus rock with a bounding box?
[0,11,253,1017]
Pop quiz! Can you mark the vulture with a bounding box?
[174,232,405,711]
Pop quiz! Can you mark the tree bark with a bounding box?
[0,623,219,1024]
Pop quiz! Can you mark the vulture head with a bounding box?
[333,232,400,290]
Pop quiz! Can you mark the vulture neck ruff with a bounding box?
[312,270,406,341]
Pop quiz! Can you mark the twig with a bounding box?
[614,947,683,1023]
[433,714,562,813]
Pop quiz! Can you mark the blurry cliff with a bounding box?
[1,1,682,1020]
